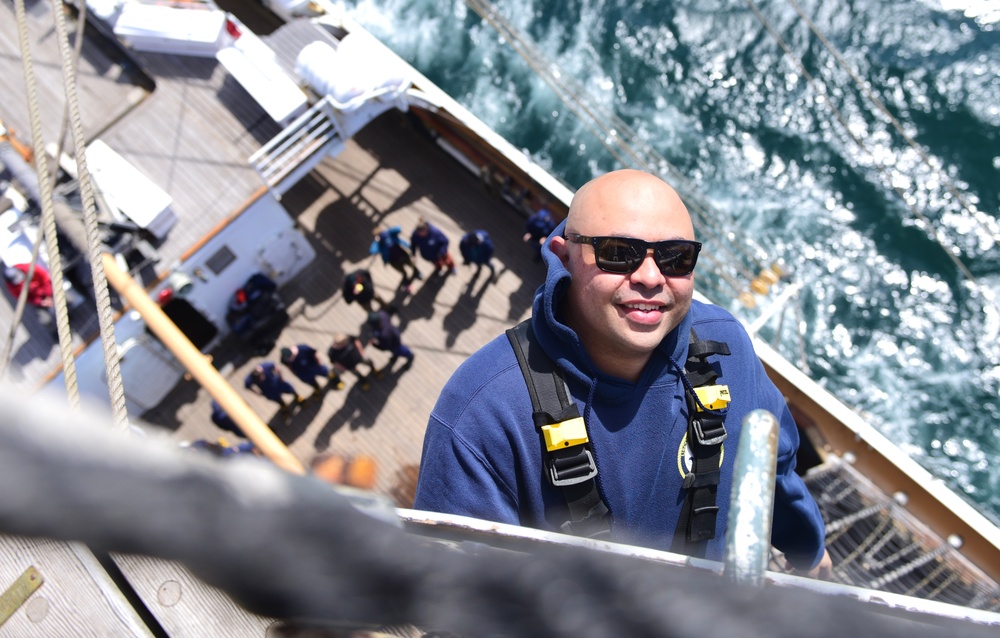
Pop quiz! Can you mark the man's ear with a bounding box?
[549,235,569,266]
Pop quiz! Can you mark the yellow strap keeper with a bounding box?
[541,417,589,452]
[694,385,731,411]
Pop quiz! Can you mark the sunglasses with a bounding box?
[564,233,702,276]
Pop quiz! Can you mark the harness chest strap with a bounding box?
[671,330,731,556]
[506,320,731,550]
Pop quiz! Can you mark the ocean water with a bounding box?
[342,0,1000,524]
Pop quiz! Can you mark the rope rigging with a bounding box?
[462,0,790,309]
[8,0,82,408]
[1,1,89,380]
[1,389,995,637]
[784,0,990,237]
[47,0,130,431]
[6,0,130,430]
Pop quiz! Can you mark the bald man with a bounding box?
[415,170,830,576]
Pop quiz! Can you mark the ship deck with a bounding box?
[1,2,542,507]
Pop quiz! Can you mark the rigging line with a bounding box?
[528,54,773,279]
[47,1,90,198]
[1,4,95,377]
[744,0,977,283]
[785,0,988,233]
[499,44,736,267]
[463,0,766,287]
[9,0,81,408]
[47,0,130,430]
[527,72,750,278]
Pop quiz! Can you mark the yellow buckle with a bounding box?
[541,417,588,452]
[694,385,730,411]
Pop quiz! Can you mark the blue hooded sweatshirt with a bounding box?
[410,223,451,262]
[413,220,825,569]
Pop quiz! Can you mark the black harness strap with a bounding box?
[506,320,611,540]
[507,321,731,552]
[671,329,731,557]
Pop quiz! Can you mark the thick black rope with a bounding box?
[0,387,993,637]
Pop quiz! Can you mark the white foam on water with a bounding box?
[344,0,1000,522]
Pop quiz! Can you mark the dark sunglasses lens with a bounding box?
[594,237,642,273]
[656,242,698,275]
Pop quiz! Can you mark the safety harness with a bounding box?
[670,333,731,557]
[505,319,731,552]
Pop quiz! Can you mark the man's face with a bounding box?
[550,171,696,379]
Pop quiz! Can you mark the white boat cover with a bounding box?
[294,34,411,111]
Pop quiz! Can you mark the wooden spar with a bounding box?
[100,253,306,476]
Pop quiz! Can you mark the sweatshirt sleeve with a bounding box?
[413,414,520,525]
[701,306,826,570]
[769,401,827,570]
[413,338,525,525]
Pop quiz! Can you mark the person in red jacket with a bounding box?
[3,262,57,334]
[3,262,53,308]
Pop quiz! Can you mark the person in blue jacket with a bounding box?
[522,206,557,261]
[280,344,343,399]
[370,225,422,292]
[414,169,831,576]
[210,400,242,437]
[459,229,496,280]
[366,309,414,371]
[244,362,302,412]
[410,217,456,275]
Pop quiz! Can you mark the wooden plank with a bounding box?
[0,535,153,637]
[111,554,273,637]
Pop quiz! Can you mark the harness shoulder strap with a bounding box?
[671,327,732,557]
[506,320,611,540]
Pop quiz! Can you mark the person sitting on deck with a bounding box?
[226,272,284,353]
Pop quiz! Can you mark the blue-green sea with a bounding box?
[343,0,1000,524]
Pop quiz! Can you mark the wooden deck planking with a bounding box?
[148,110,543,506]
[93,50,278,268]
[0,536,153,637]
[0,11,141,149]
[110,553,274,637]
